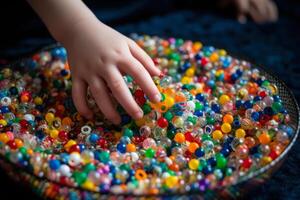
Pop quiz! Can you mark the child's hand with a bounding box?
[27,0,161,124]
[61,20,161,124]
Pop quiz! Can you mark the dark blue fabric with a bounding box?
[0,0,300,199]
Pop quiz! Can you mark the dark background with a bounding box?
[0,0,299,199]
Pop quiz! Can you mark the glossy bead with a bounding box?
[235,129,246,138]
[212,130,223,140]
[188,159,199,170]
[221,123,232,133]
[174,132,185,143]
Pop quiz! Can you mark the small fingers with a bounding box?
[120,57,161,103]
[127,38,161,76]
[105,67,143,120]
[89,77,121,124]
[72,78,93,119]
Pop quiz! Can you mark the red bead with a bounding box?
[201,57,209,66]
[157,117,168,128]
[20,119,29,129]
[259,91,267,98]
[134,89,144,98]
[69,144,80,153]
[58,131,68,141]
[136,96,146,106]
[97,138,108,149]
[269,150,278,160]
[184,132,194,142]
[242,157,252,169]
[7,140,17,150]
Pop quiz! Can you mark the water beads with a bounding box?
[0,35,295,196]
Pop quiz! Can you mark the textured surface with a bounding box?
[0,1,300,199]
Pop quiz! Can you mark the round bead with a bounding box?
[188,159,199,170]
[212,130,223,140]
[221,123,232,133]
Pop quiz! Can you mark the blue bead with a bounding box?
[117,142,126,154]
[273,95,281,102]
[194,53,202,60]
[202,165,213,175]
[89,133,99,143]
[196,93,205,102]
[233,118,241,128]
[207,157,217,167]
[244,100,253,109]
[236,69,243,76]
[0,106,10,113]
[220,148,230,157]
[231,73,239,82]
[195,148,205,157]
[251,112,260,121]
[211,103,221,113]
[78,144,86,152]
[253,96,262,102]
[121,114,131,125]
[49,159,61,170]
[194,110,204,117]
[235,100,244,109]
[256,78,263,86]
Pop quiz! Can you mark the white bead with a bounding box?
[24,114,35,121]
[1,97,11,106]
[59,164,71,177]
[69,152,81,166]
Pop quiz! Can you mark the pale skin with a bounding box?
[27,0,277,124]
[28,0,162,124]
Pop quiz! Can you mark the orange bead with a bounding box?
[223,114,234,124]
[174,133,185,143]
[188,142,199,153]
[126,143,136,152]
[62,117,73,126]
[258,132,271,144]
[135,169,147,180]
[169,163,180,171]
[14,138,23,148]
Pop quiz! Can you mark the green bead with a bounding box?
[262,80,270,88]
[120,164,130,171]
[206,116,215,125]
[201,134,212,141]
[126,75,133,83]
[164,111,173,121]
[99,151,110,164]
[123,128,133,138]
[272,102,282,113]
[145,148,155,158]
[167,129,176,139]
[195,102,204,111]
[216,153,227,169]
[83,163,96,173]
[160,93,166,102]
[142,103,152,115]
[19,147,27,155]
[169,53,181,62]
[73,171,87,185]
[176,38,184,46]
[187,116,197,125]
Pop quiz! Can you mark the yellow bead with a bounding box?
[0,133,9,144]
[193,42,203,51]
[165,96,175,108]
[181,76,192,84]
[235,128,246,138]
[45,112,55,123]
[0,119,7,126]
[188,159,199,170]
[64,140,76,151]
[50,129,59,139]
[185,68,195,77]
[173,117,184,128]
[260,156,272,166]
[135,118,145,127]
[221,123,232,133]
[34,97,43,105]
[82,180,96,191]
[219,49,227,56]
[212,130,223,140]
[219,94,231,105]
[165,176,178,188]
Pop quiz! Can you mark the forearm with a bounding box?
[27,0,98,43]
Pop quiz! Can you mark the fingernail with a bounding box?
[134,110,144,119]
[153,93,161,103]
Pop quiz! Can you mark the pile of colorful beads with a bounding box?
[0,34,295,195]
